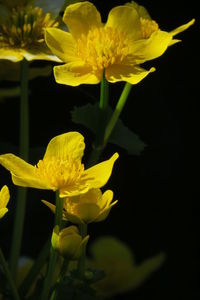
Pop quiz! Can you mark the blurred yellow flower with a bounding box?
[0,132,118,197]
[45,1,194,86]
[0,185,10,219]
[52,225,89,259]
[43,188,118,224]
[0,0,62,62]
[88,236,166,298]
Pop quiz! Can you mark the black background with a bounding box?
[0,0,199,299]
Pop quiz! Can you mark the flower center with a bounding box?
[75,27,130,71]
[140,18,159,39]
[0,5,58,48]
[35,157,84,191]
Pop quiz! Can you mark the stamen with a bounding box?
[0,5,58,48]
[34,157,84,191]
[140,18,159,39]
[75,27,130,71]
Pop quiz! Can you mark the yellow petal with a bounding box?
[80,188,102,204]
[73,203,100,224]
[42,200,68,220]
[95,200,118,222]
[41,200,56,214]
[0,48,24,62]
[98,190,113,209]
[65,210,83,224]
[125,1,151,20]
[170,19,195,37]
[0,208,8,219]
[60,183,90,198]
[43,132,85,162]
[105,6,142,40]
[54,62,102,86]
[63,1,102,39]
[129,30,173,64]
[45,28,77,62]
[0,185,10,208]
[0,154,49,189]
[23,52,61,62]
[106,65,155,84]
[23,47,62,62]
[81,153,119,190]
[0,46,61,62]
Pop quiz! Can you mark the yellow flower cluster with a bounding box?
[0,131,118,257]
[45,1,194,86]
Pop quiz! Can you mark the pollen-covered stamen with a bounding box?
[34,157,84,191]
[75,27,130,71]
[0,5,58,48]
[140,18,159,39]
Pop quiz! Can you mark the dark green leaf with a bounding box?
[110,118,146,155]
[71,103,146,155]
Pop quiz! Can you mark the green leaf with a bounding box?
[109,118,146,155]
[71,103,105,135]
[71,103,146,155]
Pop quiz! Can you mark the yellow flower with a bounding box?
[0,132,118,197]
[52,225,89,259]
[0,185,10,219]
[43,188,118,224]
[0,1,62,62]
[88,236,166,298]
[45,1,194,86]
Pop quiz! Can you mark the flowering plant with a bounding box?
[0,1,195,299]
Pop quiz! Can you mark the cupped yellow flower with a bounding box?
[0,185,10,219]
[52,225,89,259]
[0,132,118,197]
[45,1,194,86]
[0,1,62,62]
[42,188,118,224]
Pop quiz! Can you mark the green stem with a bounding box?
[50,259,69,300]
[77,224,88,279]
[87,76,109,166]
[99,73,109,110]
[40,192,63,300]
[104,82,132,144]
[19,238,51,297]
[0,248,21,300]
[9,59,29,280]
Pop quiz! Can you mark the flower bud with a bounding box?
[52,225,89,260]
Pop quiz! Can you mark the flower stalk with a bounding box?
[9,58,29,280]
[50,259,69,300]
[0,247,21,300]
[88,81,132,166]
[87,76,109,166]
[40,192,64,300]
[104,82,132,144]
[99,72,109,110]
